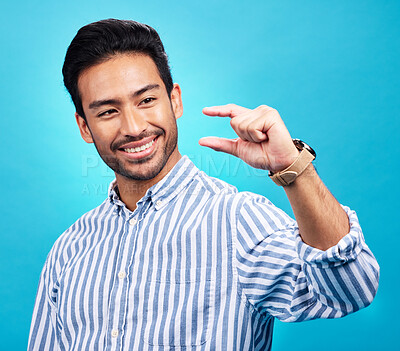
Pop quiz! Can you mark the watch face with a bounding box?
[292,139,316,158]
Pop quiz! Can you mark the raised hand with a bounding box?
[199,104,299,173]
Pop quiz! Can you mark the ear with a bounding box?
[75,112,94,143]
[170,83,183,119]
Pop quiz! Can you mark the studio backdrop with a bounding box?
[0,0,398,350]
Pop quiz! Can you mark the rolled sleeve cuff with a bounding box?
[295,205,365,268]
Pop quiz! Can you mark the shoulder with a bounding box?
[239,191,295,228]
[56,199,111,245]
[192,169,238,195]
[191,170,294,229]
[44,199,113,275]
[226,190,296,234]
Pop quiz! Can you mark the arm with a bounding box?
[233,193,379,321]
[199,103,379,320]
[284,163,350,250]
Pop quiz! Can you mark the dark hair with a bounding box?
[62,18,173,119]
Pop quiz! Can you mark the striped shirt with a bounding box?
[28,155,379,350]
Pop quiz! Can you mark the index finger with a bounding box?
[202,104,250,118]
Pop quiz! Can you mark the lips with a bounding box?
[117,136,158,160]
[117,135,157,150]
[123,139,155,153]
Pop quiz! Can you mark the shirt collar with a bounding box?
[108,155,199,211]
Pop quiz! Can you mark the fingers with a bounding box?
[202,104,250,118]
[232,105,277,142]
[230,114,269,143]
[199,137,239,157]
[202,104,279,144]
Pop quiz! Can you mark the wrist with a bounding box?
[269,139,316,186]
[271,147,301,173]
[284,162,316,187]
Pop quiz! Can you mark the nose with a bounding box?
[119,108,147,137]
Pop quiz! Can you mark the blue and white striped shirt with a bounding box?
[28,155,379,350]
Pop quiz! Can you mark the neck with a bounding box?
[115,150,182,212]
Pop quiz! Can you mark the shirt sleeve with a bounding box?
[233,192,380,323]
[27,258,60,350]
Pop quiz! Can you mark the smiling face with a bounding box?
[75,53,183,183]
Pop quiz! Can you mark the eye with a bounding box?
[98,109,118,117]
[140,97,156,105]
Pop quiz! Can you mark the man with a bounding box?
[28,19,379,350]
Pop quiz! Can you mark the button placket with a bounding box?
[106,215,139,349]
[118,206,148,349]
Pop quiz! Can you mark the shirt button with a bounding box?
[129,218,137,225]
[118,271,126,279]
[111,329,119,338]
[156,200,163,206]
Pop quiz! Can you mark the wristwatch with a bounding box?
[269,139,316,186]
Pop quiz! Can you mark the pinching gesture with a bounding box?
[199,104,300,173]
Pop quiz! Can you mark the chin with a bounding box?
[116,157,167,181]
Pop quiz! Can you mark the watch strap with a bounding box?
[269,148,315,186]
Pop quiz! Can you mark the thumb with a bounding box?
[199,136,239,156]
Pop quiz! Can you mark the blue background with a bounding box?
[0,0,398,349]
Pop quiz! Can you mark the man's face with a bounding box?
[76,53,183,181]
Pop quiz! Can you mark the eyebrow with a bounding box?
[88,83,161,110]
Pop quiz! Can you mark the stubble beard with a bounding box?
[92,121,178,182]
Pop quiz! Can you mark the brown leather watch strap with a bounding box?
[269,148,315,186]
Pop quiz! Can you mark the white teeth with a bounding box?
[123,139,154,153]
